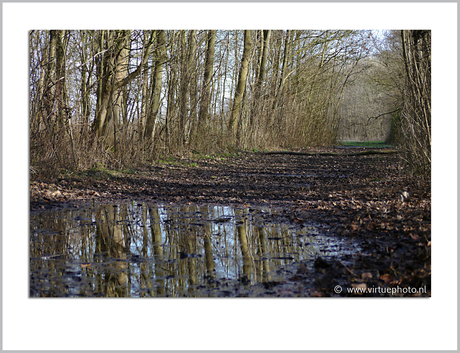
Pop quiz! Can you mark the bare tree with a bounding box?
[401,30,431,175]
[30,29,397,175]
[93,31,153,143]
[228,30,252,139]
[195,30,217,141]
[144,30,166,143]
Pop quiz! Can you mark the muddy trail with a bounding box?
[30,147,431,297]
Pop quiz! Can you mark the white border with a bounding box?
[3,2,457,351]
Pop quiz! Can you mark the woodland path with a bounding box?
[30,147,431,296]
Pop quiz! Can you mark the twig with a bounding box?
[366,108,401,124]
[340,261,358,277]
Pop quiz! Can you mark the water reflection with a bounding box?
[30,203,359,297]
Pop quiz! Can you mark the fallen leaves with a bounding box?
[409,233,420,240]
[30,147,430,296]
[380,273,393,284]
[361,272,373,279]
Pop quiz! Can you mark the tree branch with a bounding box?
[366,108,400,124]
[114,32,155,91]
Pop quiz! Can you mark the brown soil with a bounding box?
[30,147,431,296]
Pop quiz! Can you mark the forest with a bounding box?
[29,30,430,176]
[29,29,431,299]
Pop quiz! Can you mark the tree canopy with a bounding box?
[29,29,430,177]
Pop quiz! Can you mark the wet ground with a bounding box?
[30,147,431,297]
[30,202,363,297]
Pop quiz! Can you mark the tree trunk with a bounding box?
[44,30,67,128]
[228,30,252,139]
[250,30,270,141]
[79,30,92,127]
[400,30,431,175]
[255,30,270,95]
[195,30,216,141]
[140,31,152,140]
[178,31,188,150]
[271,30,291,128]
[110,30,130,152]
[55,30,68,126]
[144,30,166,142]
[94,30,153,143]
[185,30,197,145]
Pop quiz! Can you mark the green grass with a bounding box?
[158,157,199,168]
[85,165,120,178]
[339,141,395,148]
[190,152,239,161]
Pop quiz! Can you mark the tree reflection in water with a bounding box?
[30,202,359,297]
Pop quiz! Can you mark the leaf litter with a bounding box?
[30,147,430,297]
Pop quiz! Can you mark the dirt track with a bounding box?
[30,147,431,296]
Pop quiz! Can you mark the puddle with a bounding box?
[30,202,361,297]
